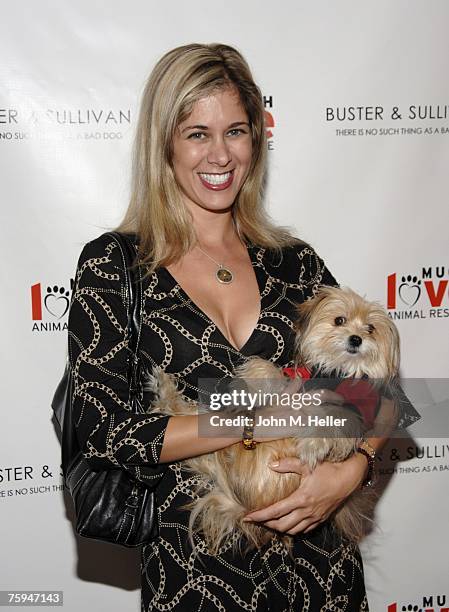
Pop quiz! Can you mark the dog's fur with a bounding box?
[146,286,400,554]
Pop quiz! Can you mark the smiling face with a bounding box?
[171,87,253,215]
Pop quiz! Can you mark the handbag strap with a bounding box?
[105,232,145,414]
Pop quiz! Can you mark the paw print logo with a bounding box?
[398,275,421,308]
[44,285,70,319]
[401,605,422,612]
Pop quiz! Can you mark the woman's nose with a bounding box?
[207,137,232,166]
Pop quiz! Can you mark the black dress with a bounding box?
[68,233,373,611]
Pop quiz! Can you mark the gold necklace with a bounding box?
[196,245,234,284]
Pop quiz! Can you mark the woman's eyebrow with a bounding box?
[181,124,208,132]
[181,121,249,133]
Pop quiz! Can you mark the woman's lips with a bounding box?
[198,170,234,191]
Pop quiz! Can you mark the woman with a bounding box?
[67,43,416,611]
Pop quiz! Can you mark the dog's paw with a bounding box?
[324,438,358,462]
[234,357,282,381]
[297,438,333,468]
[232,357,289,403]
[295,405,362,466]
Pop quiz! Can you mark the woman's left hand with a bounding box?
[243,453,368,535]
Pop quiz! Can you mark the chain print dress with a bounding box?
[68,232,380,611]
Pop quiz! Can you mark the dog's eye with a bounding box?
[367,324,375,334]
[334,316,346,326]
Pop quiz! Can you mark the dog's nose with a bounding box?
[348,335,362,347]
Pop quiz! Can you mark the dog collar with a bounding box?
[282,366,311,380]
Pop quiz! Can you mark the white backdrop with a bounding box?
[1,1,448,611]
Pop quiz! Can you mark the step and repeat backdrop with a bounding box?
[1,1,448,611]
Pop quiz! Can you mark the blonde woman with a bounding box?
[68,43,417,611]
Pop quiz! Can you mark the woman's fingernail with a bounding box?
[269,461,280,468]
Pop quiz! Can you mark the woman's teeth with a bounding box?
[199,171,232,185]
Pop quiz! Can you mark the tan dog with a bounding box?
[146,286,400,554]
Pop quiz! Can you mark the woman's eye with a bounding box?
[188,132,206,140]
[334,316,346,326]
[228,128,248,136]
[367,324,375,334]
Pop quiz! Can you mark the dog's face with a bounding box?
[295,286,400,380]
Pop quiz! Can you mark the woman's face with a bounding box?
[172,87,253,215]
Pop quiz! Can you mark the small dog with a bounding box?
[146,286,400,554]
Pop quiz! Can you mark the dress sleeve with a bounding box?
[379,379,421,430]
[67,233,170,483]
[297,243,339,296]
[318,257,339,290]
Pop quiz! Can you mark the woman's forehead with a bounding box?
[178,87,247,126]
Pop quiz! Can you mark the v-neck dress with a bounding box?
[68,232,373,612]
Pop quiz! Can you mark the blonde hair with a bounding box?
[114,43,299,276]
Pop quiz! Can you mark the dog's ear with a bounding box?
[385,316,401,378]
[295,286,335,332]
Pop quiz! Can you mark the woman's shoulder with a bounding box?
[255,236,338,289]
[72,233,141,297]
[76,231,138,267]
[255,235,321,268]
[280,236,317,258]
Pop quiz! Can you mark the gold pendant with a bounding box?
[216,268,233,284]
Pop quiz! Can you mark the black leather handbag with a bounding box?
[52,231,158,547]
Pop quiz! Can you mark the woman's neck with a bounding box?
[188,207,241,250]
